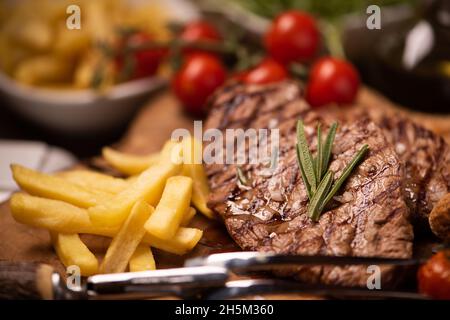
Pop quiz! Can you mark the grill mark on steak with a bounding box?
[205,81,413,287]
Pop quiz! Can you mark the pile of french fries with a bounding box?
[0,0,170,88]
[10,138,213,276]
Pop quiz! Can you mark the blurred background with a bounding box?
[0,0,448,160]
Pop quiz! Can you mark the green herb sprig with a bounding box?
[296,120,369,222]
[236,166,249,186]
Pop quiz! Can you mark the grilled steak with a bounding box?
[322,106,450,229]
[205,81,413,287]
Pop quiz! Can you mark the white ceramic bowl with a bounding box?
[0,74,166,134]
[0,0,199,135]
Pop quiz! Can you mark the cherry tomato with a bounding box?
[172,53,226,115]
[180,21,222,43]
[115,32,167,79]
[180,21,221,56]
[418,250,450,300]
[306,57,360,107]
[242,59,288,85]
[231,70,250,83]
[265,10,320,64]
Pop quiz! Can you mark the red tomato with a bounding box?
[306,57,360,107]
[180,21,221,56]
[418,251,450,300]
[243,59,288,85]
[115,32,167,79]
[180,21,222,42]
[265,10,320,64]
[231,70,250,83]
[172,53,226,115]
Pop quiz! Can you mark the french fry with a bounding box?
[100,201,153,274]
[88,161,182,227]
[14,19,53,51]
[181,207,196,227]
[129,245,156,272]
[11,164,111,208]
[158,140,182,164]
[102,147,159,175]
[10,194,202,255]
[181,137,215,219]
[182,164,215,219]
[144,176,193,240]
[59,170,130,194]
[142,228,203,255]
[14,55,73,85]
[10,193,93,234]
[50,232,98,276]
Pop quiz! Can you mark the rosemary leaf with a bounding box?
[236,166,248,186]
[316,123,323,182]
[322,122,338,177]
[296,145,312,200]
[319,144,369,213]
[296,120,317,193]
[308,170,334,221]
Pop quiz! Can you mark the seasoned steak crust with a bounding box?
[324,106,450,228]
[205,81,414,287]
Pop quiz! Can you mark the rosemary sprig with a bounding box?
[315,123,323,182]
[236,166,249,186]
[296,120,369,222]
[296,145,312,200]
[296,120,317,196]
[321,122,338,177]
[308,170,334,221]
[319,144,369,214]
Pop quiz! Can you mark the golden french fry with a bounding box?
[14,55,73,85]
[88,161,182,227]
[181,207,196,227]
[181,137,215,219]
[158,140,182,164]
[53,27,90,57]
[142,228,203,255]
[50,232,98,276]
[102,147,159,176]
[129,245,156,272]
[59,170,130,194]
[11,164,111,208]
[144,176,193,240]
[10,194,200,255]
[10,193,93,234]
[100,201,153,274]
[15,19,53,51]
[182,164,215,219]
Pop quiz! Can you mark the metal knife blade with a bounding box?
[84,266,229,299]
[185,252,424,273]
[204,279,429,300]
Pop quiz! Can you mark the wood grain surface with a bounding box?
[0,87,448,299]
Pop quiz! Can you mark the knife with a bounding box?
[0,252,426,300]
[185,251,424,273]
[0,260,228,300]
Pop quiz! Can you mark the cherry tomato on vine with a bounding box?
[172,53,226,115]
[265,10,320,64]
[418,250,450,300]
[306,57,360,107]
[242,58,288,85]
[180,21,222,56]
[180,21,222,42]
[115,32,167,79]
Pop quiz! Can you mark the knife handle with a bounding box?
[0,260,56,300]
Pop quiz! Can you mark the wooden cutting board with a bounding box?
[0,87,448,299]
